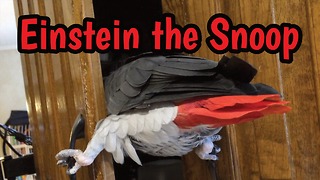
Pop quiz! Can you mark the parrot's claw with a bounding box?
[57,160,68,166]
[56,149,94,175]
[213,146,221,154]
[201,154,219,161]
[212,135,222,141]
[195,135,222,161]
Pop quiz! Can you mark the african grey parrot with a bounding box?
[56,53,290,174]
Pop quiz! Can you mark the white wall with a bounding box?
[0,0,27,157]
[0,0,18,49]
[0,49,27,122]
[0,0,27,123]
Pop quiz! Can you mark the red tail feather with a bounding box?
[174,94,291,129]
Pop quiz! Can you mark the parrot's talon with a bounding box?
[213,146,221,153]
[195,134,222,161]
[211,135,222,142]
[201,154,219,161]
[212,155,219,161]
[57,160,67,166]
[56,149,93,174]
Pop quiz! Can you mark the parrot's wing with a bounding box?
[105,54,257,114]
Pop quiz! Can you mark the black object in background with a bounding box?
[0,110,35,180]
[5,110,29,126]
[93,0,163,77]
[3,110,31,156]
[93,0,162,53]
[0,154,36,180]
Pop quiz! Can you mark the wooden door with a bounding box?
[15,0,114,179]
[162,0,320,180]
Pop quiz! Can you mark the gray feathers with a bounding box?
[131,124,222,157]
[105,54,248,115]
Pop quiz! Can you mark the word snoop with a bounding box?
[18,13,302,63]
[206,14,302,63]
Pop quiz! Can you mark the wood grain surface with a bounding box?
[162,0,320,180]
[15,0,114,179]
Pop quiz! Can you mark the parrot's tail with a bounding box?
[174,94,291,129]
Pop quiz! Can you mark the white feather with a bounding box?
[136,131,163,144]
[95,118,110,135]
[133,132,152,143]
[144,112,154,132]
[162,122,180,137]
[161,107,174,124]
[136,115,145,133]
[104,133,117,152]
[127,116,138,136]
[109,121,120,133]
[157,130,170,143]
[152,114,162,131]
[168,106,178,122]
[113,141,124,164]
[123,137,141,165]
[110,115,120,121]
[116,120,128,139]
[99,123,110,137]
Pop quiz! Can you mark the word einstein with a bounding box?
[18,13,302,63]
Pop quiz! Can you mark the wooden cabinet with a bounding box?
[15,0,320,179]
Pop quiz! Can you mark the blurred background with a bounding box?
[0,0,27,155]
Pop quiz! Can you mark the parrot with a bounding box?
[56,53,290,174]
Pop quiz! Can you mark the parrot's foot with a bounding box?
[195,135,221,161]
[56,149,94,175]
[197,153,219,161]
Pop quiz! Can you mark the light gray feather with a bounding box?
[104,133,117,152]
